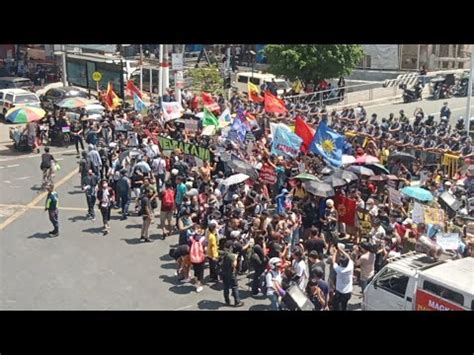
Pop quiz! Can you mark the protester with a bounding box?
[44,184,59,237]
[97,179,114,235]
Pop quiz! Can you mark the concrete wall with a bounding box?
[362,45,399,70]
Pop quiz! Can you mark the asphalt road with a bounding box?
[3,91,472,310]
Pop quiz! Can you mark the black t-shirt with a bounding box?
[40,153,54,169]
[305,238,326,255]
[131,174,143,189]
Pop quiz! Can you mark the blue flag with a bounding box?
[271,126,302,158]
[134,94,148,113]
[309,119,345,167]
[229,116,248,142]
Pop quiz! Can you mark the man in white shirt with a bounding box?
[152,153,167,189]
[331,244,353,311]
[292,248,309,291]
[369,219,386,244]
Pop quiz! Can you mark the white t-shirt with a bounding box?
[370,225,386,244]
[358,252,375,281]
[292,259,309,291]
[266,270,282,296]
[333,259,354,294]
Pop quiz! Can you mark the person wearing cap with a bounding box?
[266,257,285,311]
[206,220,219,282]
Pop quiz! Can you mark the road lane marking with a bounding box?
[15,176,31,181]
[174,304,195,311]
[6,164,19,168]
[0,204,87,212]
[0,149,77,162]
[0,168,78,231]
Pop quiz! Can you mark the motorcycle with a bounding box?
[400,82,423,103]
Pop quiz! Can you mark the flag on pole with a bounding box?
[219,108,232,122]
[309,119,345,167]
[202,108,219,127]
[133,94,148,113]
[335,195,356,227]
[162,101,184,121]
[294,116,315,153]
[126,80,143,99]
[105,82,121,111]
[264,91,287,114]
[248,82,264,103]
[201,92,220,112]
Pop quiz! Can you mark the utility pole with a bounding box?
[466,45,474,135]
[61,44,68,86]
[139,44,143,92]
[163,44,170,95]
[158,44,164,100]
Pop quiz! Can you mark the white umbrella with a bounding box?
[221,173,250,186]
[342,154,356,165]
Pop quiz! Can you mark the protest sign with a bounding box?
[271,127,302,158]
[436,233,461,250]
[259,163,277,184]
[157,136,211,161]
[388,187,403,206]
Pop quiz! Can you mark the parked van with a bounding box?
[362,252,473,311]
[0,88,41,117]
[234,72,290,97]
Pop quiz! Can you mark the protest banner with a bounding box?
[259,163,277,184]
[412,202,425,224]
[388,187,403,206]
[162,101,184,121]
[436,233,461,250]
[157,136,211,161]
[271,126,302,158]
[424,206,445,226]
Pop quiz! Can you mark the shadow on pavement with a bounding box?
[27,232,52,239]
[347,302,362,311]
[67,190,84,195]
[208,282,223,291]
[125,224,142,229]
[121,238,145,245]
[169,285,195,295]
[69,215,88,223]
[63,153,78,156]
[248,304,269,311]
[159,274,180,286]
[159,254,174,262]
[82,227,104,235]
[30,185,42,191]
[160,262,176,270]
[197,300,225,310]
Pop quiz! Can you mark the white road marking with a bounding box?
[0,149,77,162]
[6,164,19,168]
[15,176,31,181]
[4,180,11,184]
[174,304,195,311]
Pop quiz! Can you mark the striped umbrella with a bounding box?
[5,107,46,123]
[57,97,91,108]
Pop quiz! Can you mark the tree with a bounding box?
[187,64,224,95]
[264,45,365,83]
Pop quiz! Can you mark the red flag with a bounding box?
[191,95,199,110]
[295,116,315,153]
[201,92,220,112]
[335,195,356,227]
[264,91,287,114]
[126,80,142,99]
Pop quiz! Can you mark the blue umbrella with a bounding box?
[401,186,433,202]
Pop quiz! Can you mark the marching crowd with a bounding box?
[35,83,474,310]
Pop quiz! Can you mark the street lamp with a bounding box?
[249,50,256,78]
[466,46,474,136]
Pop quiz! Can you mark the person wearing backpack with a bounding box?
[220,240,244,307]
[189,230,206,293]
[159,181,175,240]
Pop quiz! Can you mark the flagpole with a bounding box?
[139,44,143,93]
[163,44,170,95]
[158,44,163,101]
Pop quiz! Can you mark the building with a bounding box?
[361,44,472,71]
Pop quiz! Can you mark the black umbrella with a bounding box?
[323,175,347,188]
[347,165,375,176]
[388,151,416,163]
[227,158,259,180]
[364,163,390,175]
[332,168,359,182]
[303,181,335,198]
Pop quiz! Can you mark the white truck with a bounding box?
[362,252,473,311]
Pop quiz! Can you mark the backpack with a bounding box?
[189,237,205,264]
[162,189,175,209]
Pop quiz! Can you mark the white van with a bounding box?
[0,88,41,116]
[234,72,290,97]
[363,252,473,311]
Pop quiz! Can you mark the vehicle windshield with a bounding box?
[275,81,290,90]
[15,94,39,104]
[65,90,89,98]
[15,80,32,88]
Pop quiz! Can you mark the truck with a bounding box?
[362,252,473,311]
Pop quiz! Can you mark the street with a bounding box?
[0,92,472,310]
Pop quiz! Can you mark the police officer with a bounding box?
[440,102,451,120]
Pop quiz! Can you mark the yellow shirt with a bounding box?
[207,231,218,259]
[293,186,307,199]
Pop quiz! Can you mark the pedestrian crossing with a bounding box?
[384,73,419,88]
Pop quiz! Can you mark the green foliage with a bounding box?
[187,64,224,94]
[264,45,365,83]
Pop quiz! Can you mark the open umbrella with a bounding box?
[342,154,356,165]
[347,165,374,176]
[332,168,359,183]
[389,151,416,163]
[323,175,347,188]
[401,186,433,202]
[294,173,320,181]
[355,154,380,164]
[369,175,387,182]
[57,97,92,109]
[5,107,46,123]
[364,163,390,175]
[221,173,250,186]
[227,159,259,180]
[303,181,335,197]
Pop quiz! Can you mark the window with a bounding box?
[237,76,248,84]
[15,79,32,88]
[374,268,409,298]
[5,94,14,102]
[15,95,39,105]
[46,89,62,99]
[422,280,464,307]
[0,93,3,100]
[249,77,260,85]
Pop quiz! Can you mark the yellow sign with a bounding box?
[92,71,102,82]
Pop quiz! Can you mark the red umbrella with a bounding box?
[355,154,380,164]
